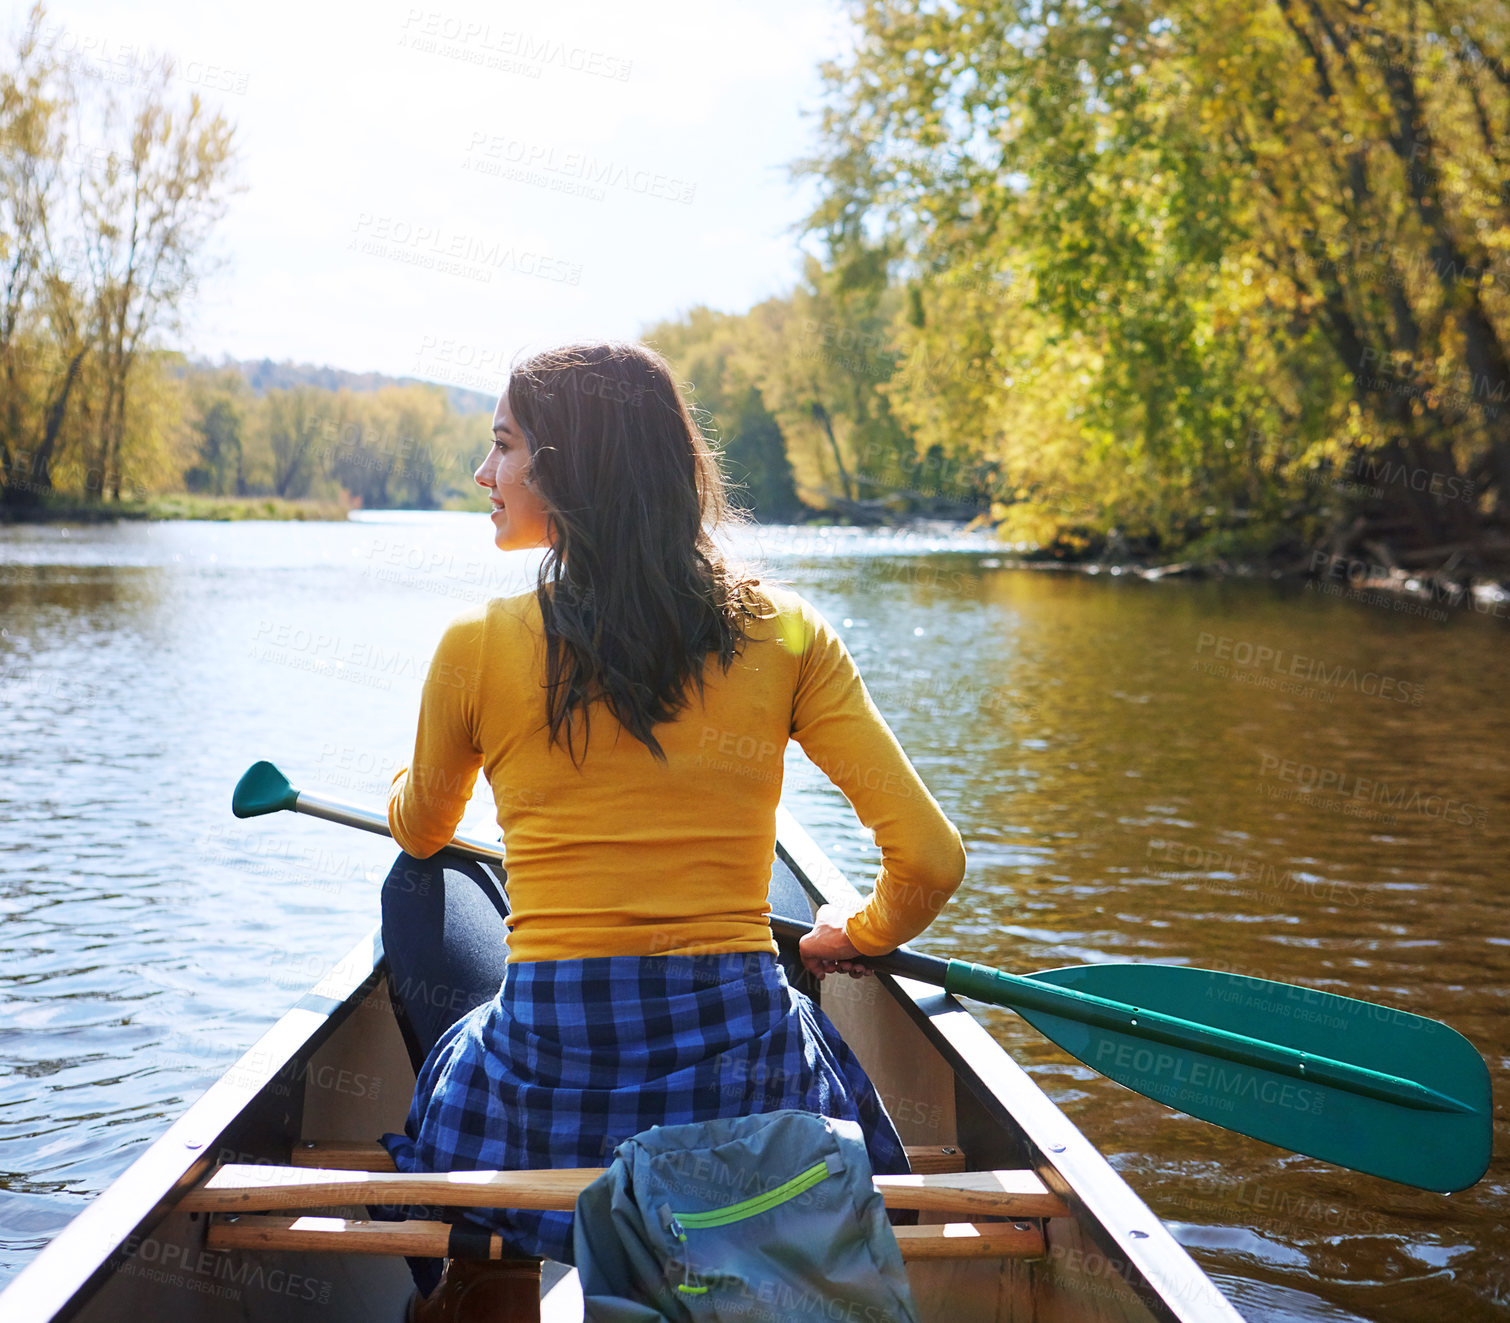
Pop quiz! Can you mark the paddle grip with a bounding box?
[765,915,950,984]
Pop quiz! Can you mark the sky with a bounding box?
[17,0,852,393]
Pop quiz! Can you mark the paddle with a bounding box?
[232,759,1491,1194]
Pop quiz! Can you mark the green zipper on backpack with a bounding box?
[672,1158,834,1229]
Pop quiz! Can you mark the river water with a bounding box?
[0,514,1505,1321]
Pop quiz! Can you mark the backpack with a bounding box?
[573,1109,921,1322]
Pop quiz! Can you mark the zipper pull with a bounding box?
[658,1204,705,1296]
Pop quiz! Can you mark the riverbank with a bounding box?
[0,494,353,523]
[803,497,1510,619]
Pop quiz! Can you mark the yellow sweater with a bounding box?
[387,582,967,963]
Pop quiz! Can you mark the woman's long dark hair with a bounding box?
[506,341,766,766]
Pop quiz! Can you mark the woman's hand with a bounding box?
[799,902,877,981]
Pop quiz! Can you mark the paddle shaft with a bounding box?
[287,788,505,867]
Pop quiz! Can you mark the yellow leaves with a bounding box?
[770,0,1500,549]
[990,500,1081,549]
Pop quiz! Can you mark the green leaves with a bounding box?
[782,0,1508,560]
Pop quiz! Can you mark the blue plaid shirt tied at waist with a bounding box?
[379,950,910,1264]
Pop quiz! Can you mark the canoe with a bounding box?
[0,807,1244,1322]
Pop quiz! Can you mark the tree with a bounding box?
[643,268,933,513]
[797,0,1510,567]
[324,385,463,510]
[259,386,328,499]
[0,3,240,509]
[73,50,238,500]
[0,4,65,506]
[183,371,247,495]
[722,385,800,519]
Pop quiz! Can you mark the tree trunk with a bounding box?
[27,348,87,497]
[811,401,853,501]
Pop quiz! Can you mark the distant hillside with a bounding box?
[184,357,497,416]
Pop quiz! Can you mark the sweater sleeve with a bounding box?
[786,594,967,955]
[388,610,486,859]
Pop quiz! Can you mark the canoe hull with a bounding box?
[0,810,1242,1322]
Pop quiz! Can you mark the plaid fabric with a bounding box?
[378,951,909,1265]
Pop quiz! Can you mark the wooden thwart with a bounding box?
[184,1162,1069,1220]
[287,1139,969,1175]
[184,1166,603,1215]
[208,1214,1048,1263]
[209,1138,1061,1265]
[209,1215,508,1261]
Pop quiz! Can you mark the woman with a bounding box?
[378,341,967,1316]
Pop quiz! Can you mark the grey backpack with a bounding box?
[573,1109,920,1322]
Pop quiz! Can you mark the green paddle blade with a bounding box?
[232,760,299,819]
[977,962,1491,1192]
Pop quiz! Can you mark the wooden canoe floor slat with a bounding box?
[208,1214,1047,1262]
[184,1163,1068,1220]
[289,1140,969,1175]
